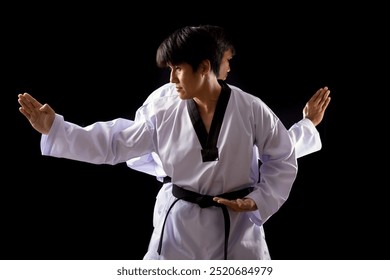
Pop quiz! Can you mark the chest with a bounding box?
[199,110,214,133]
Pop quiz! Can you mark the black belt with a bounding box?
[157,184,254,259]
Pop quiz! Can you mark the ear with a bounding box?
[200,59,211,75]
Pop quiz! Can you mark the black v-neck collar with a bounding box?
[187,80,231,162]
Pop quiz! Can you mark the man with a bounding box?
[18,25,328,259]
[127,25,330,182]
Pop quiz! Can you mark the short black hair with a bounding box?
[156,25,226,76]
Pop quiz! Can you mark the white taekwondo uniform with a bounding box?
[41,81,298,259]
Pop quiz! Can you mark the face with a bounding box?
[169,63,203,99]
[218,49,234,80]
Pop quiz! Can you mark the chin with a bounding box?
[177,92,187,99]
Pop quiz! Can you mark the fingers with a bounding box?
[18,93,43,109]
[213,197,256,212]
[27,93,43,109]
[18,92,48,117]
[18,95,34,119]
[321,95,331,111]
[310,87,331,108]
[18,93,29,109]
[18,106,31,119]
[317,88,331,111]
[319,87,330,100]
[310,87,327,103]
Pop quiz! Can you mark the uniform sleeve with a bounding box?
[40,114,155,165]
[126,84,174,178]
[289,118,322,158]
[126,152,167,180]
[125,93,159,176]
[246,103,298,226]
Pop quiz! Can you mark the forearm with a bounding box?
[41,114,152,165]
[289,118,322,158]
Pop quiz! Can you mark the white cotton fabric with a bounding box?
[126,83,321,178]
[41,82,297,259]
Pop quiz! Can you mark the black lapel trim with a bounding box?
[187,80,231,162]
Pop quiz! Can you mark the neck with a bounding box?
[193,79,221,113]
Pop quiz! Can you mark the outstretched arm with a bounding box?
[18,93,55,135]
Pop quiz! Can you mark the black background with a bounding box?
[10,3,389,260]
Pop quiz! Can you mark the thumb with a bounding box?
[40,103,55,114]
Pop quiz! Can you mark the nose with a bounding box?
[169,69,177,83]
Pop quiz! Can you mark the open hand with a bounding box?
[18,93,55,134]
[213,197,257,212]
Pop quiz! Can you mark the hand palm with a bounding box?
[18,93,55,134]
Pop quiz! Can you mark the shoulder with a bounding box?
[137,84,181,120]
[143,83,177,105]
[227,83,268,109]
[227,83,280,127]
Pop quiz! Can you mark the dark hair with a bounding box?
[201,25,235,56]
[156,25,229,76]
[200,25,236,76]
